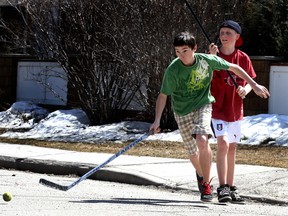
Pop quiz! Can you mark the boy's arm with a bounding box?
[228,64,270,98]
[149,93,168,133]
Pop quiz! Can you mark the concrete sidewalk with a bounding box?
[0,143,287,205]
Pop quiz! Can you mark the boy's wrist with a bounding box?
[154,119,161,124]
[249,81,257,88]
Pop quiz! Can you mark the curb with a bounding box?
[0,156,161,186]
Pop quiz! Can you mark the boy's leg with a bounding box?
[189,153,202,176]
[196,134,212,183]
[227,121,244,202]
[192,104,213,183]
[189,153,204,193]
[212,119,234,202]
[174,112,203,192]
[215,135,232,202]
[211,119,230,186]
[226,120,241,187]
[216,135,229,186]
[191,104,214,201]
[212,119,243,202]
[227,143,236,186]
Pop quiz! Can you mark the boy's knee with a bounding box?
[217,137,229,150]
[228,143,237,152]
[196,134,208,146]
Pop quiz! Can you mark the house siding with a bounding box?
[0,55,286,116]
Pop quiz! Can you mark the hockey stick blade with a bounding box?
[39,178,69,191]
[39,131,152,191]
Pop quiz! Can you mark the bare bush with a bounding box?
[3,0,245,128]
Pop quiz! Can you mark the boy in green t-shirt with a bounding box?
[149,31,269,202]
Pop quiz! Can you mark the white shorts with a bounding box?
[211,118,242,143]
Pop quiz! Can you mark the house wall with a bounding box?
[0,55,286,115]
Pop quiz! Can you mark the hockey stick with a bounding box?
[39,131,152,191]
[183,0,239,89]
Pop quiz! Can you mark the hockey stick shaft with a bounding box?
[39,131,152,191]
[183,0,239,89]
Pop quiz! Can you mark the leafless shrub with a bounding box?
[2,0,245,128]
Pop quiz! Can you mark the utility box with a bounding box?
[269,65,288,115]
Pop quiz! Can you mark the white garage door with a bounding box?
[269,65,288,115]
[17,61,67,106]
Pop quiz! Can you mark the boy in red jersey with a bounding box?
[209,20,255,203]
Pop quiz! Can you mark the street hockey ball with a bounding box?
[3,192,13,202]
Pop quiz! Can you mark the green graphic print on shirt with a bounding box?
[187,58,210,93]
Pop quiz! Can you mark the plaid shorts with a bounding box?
[174,104,213,155]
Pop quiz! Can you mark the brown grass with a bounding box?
[0,137,287,168]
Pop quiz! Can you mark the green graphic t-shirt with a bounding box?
[161,53,231,116]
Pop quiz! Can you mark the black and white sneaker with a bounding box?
[217,184,232,203]
[230,186,245,203]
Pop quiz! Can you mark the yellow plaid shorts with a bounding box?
[174,103,213,155]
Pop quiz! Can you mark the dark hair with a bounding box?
[173,32,196,49]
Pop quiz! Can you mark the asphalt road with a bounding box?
[1,169,287,216]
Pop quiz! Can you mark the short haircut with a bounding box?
[173,32,196,49]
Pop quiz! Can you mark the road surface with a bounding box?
[1,169,287,216]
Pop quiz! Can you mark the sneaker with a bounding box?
[196,172,204,193]
[230,186,245,202]
[217,184,232,203]
[201,182,213,202]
